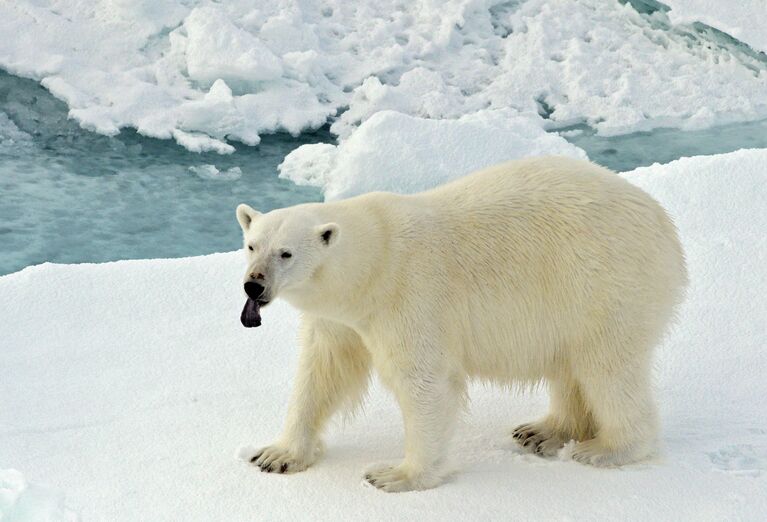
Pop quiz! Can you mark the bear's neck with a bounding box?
[288,193,401,329]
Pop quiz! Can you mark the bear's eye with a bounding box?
[248,245,254,251]
[281,251,292,259]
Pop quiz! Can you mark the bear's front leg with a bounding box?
[366,354,464,492]
[246,317,370,473]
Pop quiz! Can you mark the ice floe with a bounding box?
[2,0,766,151]
[280,109,586,200]
[2,149,767,520]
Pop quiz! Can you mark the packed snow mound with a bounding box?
[661,0,767,53]
[0,469,76,522]
[279,109,586,200]
[2,149,766,520]
[2,0,767,152]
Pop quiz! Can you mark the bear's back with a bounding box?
[415,156,684,287]
[393,156,687,360]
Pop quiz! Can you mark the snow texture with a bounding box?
[279,109,587,200]
[1,0,766,152]
[2,149,767,520]
[0,469,76,522]
[662,0,767,53]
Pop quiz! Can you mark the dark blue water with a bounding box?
[2,69,767,276]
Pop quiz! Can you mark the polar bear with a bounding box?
[236,156,687,492]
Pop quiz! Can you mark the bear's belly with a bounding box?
[446,296,571,383]
[457,325,564,383]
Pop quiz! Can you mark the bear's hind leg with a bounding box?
[513,375,593,456]
[571,353,658,467]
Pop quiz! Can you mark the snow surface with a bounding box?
[2,0,767,152]
[662,0,767,53]
[0,469,76,522]
[2,149,767,520]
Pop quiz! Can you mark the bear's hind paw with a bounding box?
[512,422,564,457]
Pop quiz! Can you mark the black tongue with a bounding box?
[240,298,262,328]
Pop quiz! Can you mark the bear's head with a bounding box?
[236,203,340,327]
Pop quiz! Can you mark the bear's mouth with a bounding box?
[240,298,269,328]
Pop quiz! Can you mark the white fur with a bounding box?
[237,156,688,492]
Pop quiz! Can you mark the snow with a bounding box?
[2,149,767,520]
[0,469,76,522]
[181,6,284,88]
[661,0,767,53]
[280,109,586,200]
[2,0,766,152]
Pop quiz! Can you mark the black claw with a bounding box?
[250,452,263,463]
[513,425,531,438]
[517,430,535,441]
[280,463,288,473]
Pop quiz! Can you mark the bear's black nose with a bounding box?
[244,282,265,300]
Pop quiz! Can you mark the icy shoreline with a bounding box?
[2,149,766,520]
[2,0,766,153]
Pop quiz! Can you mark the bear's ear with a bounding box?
[316,223,340,246]
[236,204,261,231]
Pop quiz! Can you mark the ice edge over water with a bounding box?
[1,0,766,152]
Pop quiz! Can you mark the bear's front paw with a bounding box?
[244,444,315,474]
[364,463,442,492]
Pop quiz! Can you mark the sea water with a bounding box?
[559,119,767,172]
[2,69,767,276]
[0,71,325,275]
